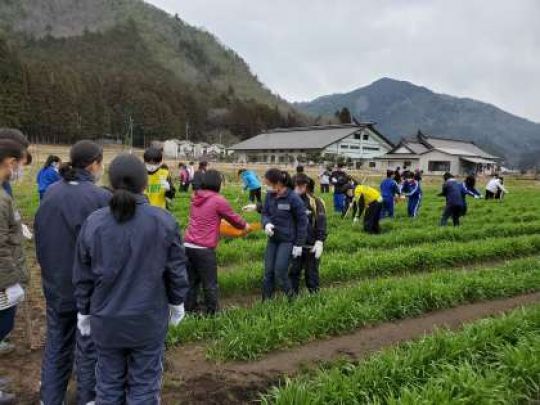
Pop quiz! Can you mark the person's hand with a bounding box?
[264,223,275,237]
[169,304,185,327]
[292,246,303,258]
[77,313,91,336]
[311,241,324,259]
[5,284,24,306]
[161,180,171,191]
[244,223,251,233]
[242,204,257,212]
[22,224,33,240]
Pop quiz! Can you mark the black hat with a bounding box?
[109,154,148,194]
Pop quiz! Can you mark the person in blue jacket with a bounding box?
[461,174,482,216]
[401,171,422,218]
[34,141,110,405]
[262,169,308,300]
[439,172,465,226]
[73,154,189,405]
[37,155,61,200]
[238,168,262,203]
[380,170,401,218]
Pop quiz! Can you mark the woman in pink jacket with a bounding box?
[184,170,249,314]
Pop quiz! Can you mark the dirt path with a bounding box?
[162,292,540,404]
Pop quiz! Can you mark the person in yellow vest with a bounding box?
[351,184,383,234]
[143,147,175,210]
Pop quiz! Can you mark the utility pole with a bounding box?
[185,121,190,142]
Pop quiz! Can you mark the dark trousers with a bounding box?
[341,196,354,217]
[249,188,262,204]
[440,205,463,226]
[0,306,16,341]
[485,190,495,200]
[96,342,164,405]
[320,184,330,193]
[263,240,293,300]
[185,247,219,315]
[333,193,345,213]
[364,201,382,234]
[40,306,96,405]
[407,195,421,218]
[381,197,395,218]
[289,249,320,295]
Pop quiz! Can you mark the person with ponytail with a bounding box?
[34,140,110,405]
[73,154,189,404]
[261,169,308,300]
[36,155,61,200]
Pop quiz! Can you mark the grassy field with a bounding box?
[3,145,540,404]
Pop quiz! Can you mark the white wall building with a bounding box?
[163,140,226,160]
[230,123,394,167]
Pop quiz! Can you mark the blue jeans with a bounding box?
[96,343,164,405]
[333,193,345,213]
[263,240,293,299]
[40,306,96,405]
[0,306,17,341]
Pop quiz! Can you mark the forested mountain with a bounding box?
[0,0,306,146]
[296,78,540,167]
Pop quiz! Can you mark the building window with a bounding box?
[363,134,369,141]
[350,145,360,150]
[404,161,412,168]
[354,133,361,140]
[363,146,380,151]
[428,161,451,172]
[341,145,349,149]
[369,161,376,168]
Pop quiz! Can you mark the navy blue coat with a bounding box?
[262,189,308,246]
[34,170,111,313]
[440,179,464,207]
[73,196,189,348]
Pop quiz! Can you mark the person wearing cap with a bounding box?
[34,140,111,405]
[380,170,401,218]
[0,140,28,405]
[351,184,383,234]
[143,147,175,210]
[289,174,327,295]
[73,154,189,404]
[184,170,249,314]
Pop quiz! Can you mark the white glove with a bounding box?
[264,223,275,237]
[161,180,171,192]
[5,284,25,306]
[22,224,33,240]
[353,217,359,223]
[292,246,303,258]
[77,313,91,336]
[311,241,324,259]
[242,204,258,212]
[169,303,185,327]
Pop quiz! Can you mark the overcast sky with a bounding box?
[148,0,540,122]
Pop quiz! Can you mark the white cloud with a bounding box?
[147,0,540,122]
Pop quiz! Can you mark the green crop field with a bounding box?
[6,157,540,404]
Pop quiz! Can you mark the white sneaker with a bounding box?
[0,342,14,356]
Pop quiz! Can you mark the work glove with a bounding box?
[77,313,91,336]
[264,223,275,237]
[161,180,171,192]
[311,241,324,259]
[242,203,258,212]
[353,217,359,223]
[22,224,33,240]
[292,246,303,258]
[5,284,25,306]
[169,303,185,327]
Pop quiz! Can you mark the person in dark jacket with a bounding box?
[34,141,110,405]
[73,154,189,405]
[36,155,61,200]
[262,169,308,300]
[330,163,348,213]
[402,171,422,218]
[191,161,208,191]
[461,174,482,216]
[380,170,400,218]
[184,170,248,314]
[289,174,327,295]
[439,172,464,227]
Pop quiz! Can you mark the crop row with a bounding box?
[218,234,540,296]
[168,256,540,360]
[262,303,540,404]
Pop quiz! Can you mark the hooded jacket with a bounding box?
[73,196,189,348]
[184,190,246,249]
[240,170,261,191]
[34,169,111,312]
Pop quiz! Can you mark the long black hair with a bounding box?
[108,154,148,223]
[60,140,103,181]
[265,168,293,189]
[465,175,476,189]
[43,155,61,169]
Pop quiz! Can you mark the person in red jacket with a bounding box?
[184,170,249,314]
